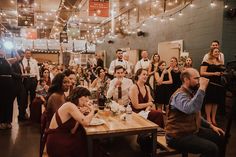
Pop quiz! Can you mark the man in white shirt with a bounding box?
[22,49,40,106]
[134,50,150,73]
[202,40,224,64]
[123,52,134,78]
[107,65,133,105]
[108,49,131,75]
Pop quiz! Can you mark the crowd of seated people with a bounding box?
[0,40,228,157]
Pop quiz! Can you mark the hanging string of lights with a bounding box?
[88,0,230,44]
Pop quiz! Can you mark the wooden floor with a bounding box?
[0,100,236,157]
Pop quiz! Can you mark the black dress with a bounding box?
[170,69,181,95]
[155,70,172,105]
[201,62,225,104]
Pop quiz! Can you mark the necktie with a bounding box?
[20,62,25,74]
[118,59,123,62]
[118,86,122,99]
[144,59,148,62]
[27,59,30,73]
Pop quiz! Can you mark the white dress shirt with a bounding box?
[106,77,133,105]
[22,57,40,80]
[134,58,150,73]
[108,59,131,75]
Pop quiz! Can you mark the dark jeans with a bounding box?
[14,80,27,118]
[23,77,37,106]
[167,127,225,157]
[0,77,15,123]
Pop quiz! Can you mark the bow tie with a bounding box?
[143,59,148,62]
[118,60,123,62]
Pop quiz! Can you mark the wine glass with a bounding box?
[93,103,99,115]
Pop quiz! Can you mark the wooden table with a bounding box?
[84,111,158,157]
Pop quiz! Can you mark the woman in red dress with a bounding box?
[46,87,95,157]
[129,68,164,128]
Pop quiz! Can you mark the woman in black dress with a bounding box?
[169,57,182,95]
[200,47,225,126]
[148,53,160,90]
[183,57,193,70]
[154,61,173,111]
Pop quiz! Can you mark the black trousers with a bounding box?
[14,79,27,118]
[0,77,15,123]
[167,127,225,157]
[23,77,37,106]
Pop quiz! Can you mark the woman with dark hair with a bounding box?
[90,67,110,89]
[41,68,51,86]
[148,53,160,90]
[148,53,160,75]
[40,73,70,156]
[46,73,70,125]
[169,57,182,95]
[129,68,164,128]
[183,57,193,70]
[154,61,173,111]
[46,87,95,157]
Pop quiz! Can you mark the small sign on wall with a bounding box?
[17,0,34,26]
[89,0,110,17]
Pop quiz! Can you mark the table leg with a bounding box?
[152,131,157,157]
[87,137,93,157]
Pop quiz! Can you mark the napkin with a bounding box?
[138,110,150,119]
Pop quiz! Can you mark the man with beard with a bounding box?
[108,49,131,76]
[165,68,225,157]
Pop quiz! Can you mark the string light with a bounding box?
[210,0,216,7]
[190,2,194,8]
[169,16,174,21]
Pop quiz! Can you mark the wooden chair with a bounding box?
[156,134,188,157]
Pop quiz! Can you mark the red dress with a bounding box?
[46,111,87,157]
[131,84,164,128]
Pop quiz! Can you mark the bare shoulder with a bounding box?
[60,102,76,110]
[130,84,138,91]
[50,92,63,98]
[145,85,151,91]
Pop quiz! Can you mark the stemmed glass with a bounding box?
[93,102,99,116]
